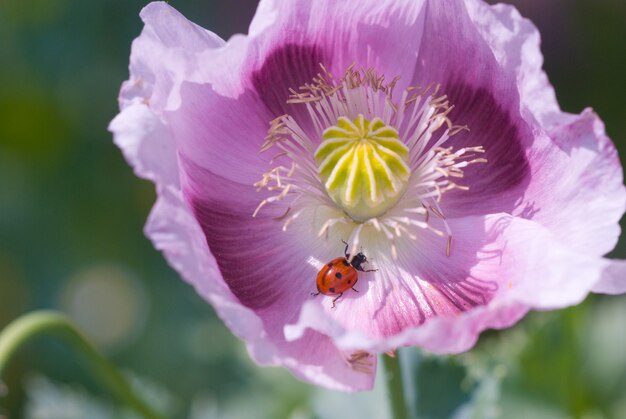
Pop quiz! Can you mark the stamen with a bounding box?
[253,64,486,258]
[345,350,375,374]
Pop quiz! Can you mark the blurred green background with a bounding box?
[0,1,625,418]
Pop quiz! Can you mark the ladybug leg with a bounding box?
[352,287,359,292]
[341,239,350,259]
[331,293,343,309]
[311,292,320,297]
[355,266,378,273]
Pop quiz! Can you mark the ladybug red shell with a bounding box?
[316,257,359,295]
[312,241,376,308]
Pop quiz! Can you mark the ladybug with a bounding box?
[312,240,377,308]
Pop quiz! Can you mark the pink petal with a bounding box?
[166,81,274,185]
[146,184,376,391]
[592,261,626,295]
[464,0,561,126]
[286,214,509,353]
[112,1,226,188]
[109,103,179,188]
[286,214,626,353]
[286,297,529,355]
[180,155,376,390]
[121,2,225,112]
[289,216,503,342]
[497,216,621,309]
[464,1,626,258]
[517,109,626,257]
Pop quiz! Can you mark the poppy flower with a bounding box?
[110,0,626,391]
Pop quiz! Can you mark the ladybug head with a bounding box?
[350,252,368,271]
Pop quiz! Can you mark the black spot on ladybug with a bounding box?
[335,272,342,279]
[347,280,351,284]
[327,263,333,268]
[329,287,335,293]
[343,260,350,266]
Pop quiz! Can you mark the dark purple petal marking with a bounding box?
[252,44,327,118]
[442,82,532,216]
[411,1,534,217]
[180,155,313,311]
[341,217,502,337]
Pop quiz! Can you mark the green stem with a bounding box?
[383,352,410,419]
[0,311,165,419]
